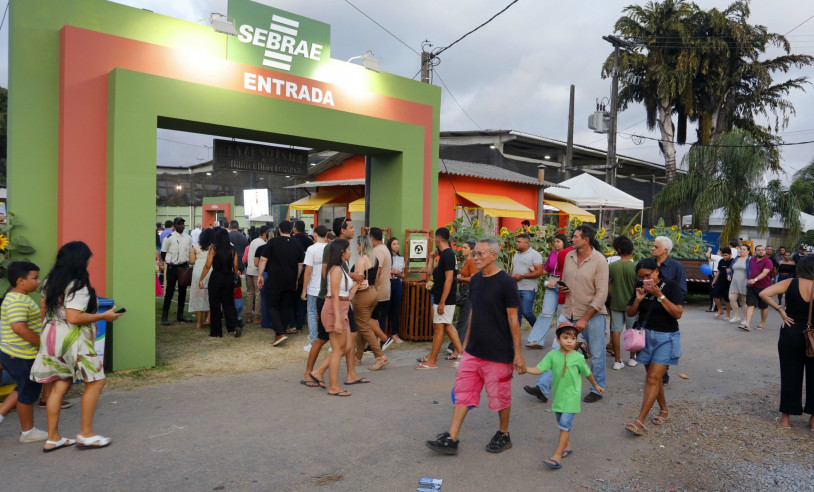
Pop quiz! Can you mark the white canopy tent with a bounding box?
[682,206,814,232]
[545,173,644,211]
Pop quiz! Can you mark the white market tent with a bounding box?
[545,173,644,211]
[682,206,814,232]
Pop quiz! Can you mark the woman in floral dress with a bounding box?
[31,241,123,450]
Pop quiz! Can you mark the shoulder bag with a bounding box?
[804,283,814,357]
[623,296,658,353]
[177,266,193,287]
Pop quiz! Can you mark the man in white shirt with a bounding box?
[511,234,544,328]
[160,217,193,325]
[301,225,329,350]
[246,225,268,325]
[190,224,203,245]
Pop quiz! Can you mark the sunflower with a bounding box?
[693,245,700,252]
[473,219,479,227]
[677,233,682,241]
[574,218,583,226]
[634,224,642,232]
[598,227,606,238]
[0,234,8,251]
[671,225,678,231]
[649,228,657,237]
[500,227,510,237]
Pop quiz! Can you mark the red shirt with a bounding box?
[748,256,773,289]
[557,246,574,304]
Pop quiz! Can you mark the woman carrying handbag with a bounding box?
[624,258,685,436]
[759,256,814,430]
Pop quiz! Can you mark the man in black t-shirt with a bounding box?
[257,220,305,346]
[417,228,463,369]
[426,238,524,456]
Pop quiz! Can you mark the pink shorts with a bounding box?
[453,352,514,411]
[321,299,350,334]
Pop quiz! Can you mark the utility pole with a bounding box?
[563,84,575,180]
[421,41,434,84]
[603,35,626,190]
[602,35,629,229]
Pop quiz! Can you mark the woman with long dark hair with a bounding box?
[759,256,814,430]
[189,228,214,330]
[624,258,684,435]
[320,239,360,395]
[200,228,239,338]
[31,241,124,450]
[388,237,405,344]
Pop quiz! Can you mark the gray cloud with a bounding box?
[2,0,811,179]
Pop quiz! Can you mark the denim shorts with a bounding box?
[0,351,42,405]
[555,412,575,431]
[636,329,681,366]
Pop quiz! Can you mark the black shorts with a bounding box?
[746,287,768,309]
[0,351,42,405]
[316,298,357,341]
[712,281,731,299]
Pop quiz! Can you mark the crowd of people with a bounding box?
[2,218,811,460]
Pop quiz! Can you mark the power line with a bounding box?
[0,3,8,31]
[157,137,209,148]
[784,13,814,36]
[587,118,647,146]
[433,69,482,130]
[342,0,420,56]
[618,131,814,148]
[434,0,519,56]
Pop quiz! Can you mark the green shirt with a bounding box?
[608,258,637,312]
[536,349,591,414]
[0,292,42,359]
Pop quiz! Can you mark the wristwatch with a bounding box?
[520,274,525,279]
[657,295,666,303]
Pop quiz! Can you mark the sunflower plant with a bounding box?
[0,212,37,296]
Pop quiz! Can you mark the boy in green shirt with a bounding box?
[526,323,603,470]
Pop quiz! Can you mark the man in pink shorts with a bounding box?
[426,238,525,455]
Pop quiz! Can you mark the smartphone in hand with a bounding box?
[643,279,654,291]
[114,307,126,314]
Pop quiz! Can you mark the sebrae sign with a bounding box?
[228,0,331,79]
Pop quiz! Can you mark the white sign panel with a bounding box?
[410,239,427,259]
[244,189,270,218]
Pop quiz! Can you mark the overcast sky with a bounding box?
[1,0,812,180]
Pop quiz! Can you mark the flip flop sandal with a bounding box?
[652,411,670,425]
[738,324,750,331]
[416,363,437,370]
[327,391,351,397]
[308,373,326,389]
[416,356,429,363]
[444,354,461,360]
[625,420,647,436]
[543,459,562,469]
[774,417,791,428]
[756,325,765,330]
[713,313,722,318]
[76,434,112,450]
[561,449,573,459]
[368,358,389,371]
[43,437,76,453]
[300,379,321,388]
[345,378,371,385]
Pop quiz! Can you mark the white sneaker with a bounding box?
[627,359,638,367]
[303,344,312,352]
[19,427,48,443]
[729,317,740,323]
[612,361,625,370]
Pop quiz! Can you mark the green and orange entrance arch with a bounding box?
[8,0,440,370]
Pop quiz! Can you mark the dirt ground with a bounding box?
[1,300,812,491]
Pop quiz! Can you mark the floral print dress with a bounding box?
[30,284,105,383]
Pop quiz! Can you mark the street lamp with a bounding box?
[206,13,239,36]
[347,51,380,72]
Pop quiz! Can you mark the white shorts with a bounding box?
[433,304,455,325]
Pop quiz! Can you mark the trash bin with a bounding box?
[96,297,115,372]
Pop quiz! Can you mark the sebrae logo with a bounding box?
[228,0,331,77]
[236,14,323,71]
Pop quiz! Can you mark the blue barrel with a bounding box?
[96,297,115,371]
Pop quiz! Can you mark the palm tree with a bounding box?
[605,0,701,180]
[654,128,800,244]
[690,2,813,167]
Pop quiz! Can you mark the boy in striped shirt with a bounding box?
[0,261,48,443]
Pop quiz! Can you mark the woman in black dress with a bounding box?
[759,256,814,430]
[200,228,239,338]
[776,251,796,309]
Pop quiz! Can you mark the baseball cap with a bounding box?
[173,217,186,225]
